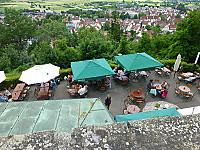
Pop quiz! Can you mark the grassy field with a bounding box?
[0,0,164,12]
[0,0,197,12]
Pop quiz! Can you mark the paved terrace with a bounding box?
[24,71,200,116]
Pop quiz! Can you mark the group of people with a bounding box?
[113,67,130,81]
[67,83,88,98]
[148,80,169,98]
[0,88,12,102]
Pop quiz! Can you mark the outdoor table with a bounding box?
[143,101,179,112]
[178,86,190,93]
[181,72,194,78]
[38,86,49,100]
[127,105,140,114]
[161,67,171,72]
[154,84,163,90]
[12,91,22,101]
[13,83,26,92]
[129,91,144,99]
[12,83,26,100]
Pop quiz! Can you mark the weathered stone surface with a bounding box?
[0,130,57,150]
[1,114,200,150]
[69,122,135,150]
[128,114,200,150]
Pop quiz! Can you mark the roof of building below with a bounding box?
[0,98,114,136]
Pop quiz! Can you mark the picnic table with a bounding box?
[161,67,171,72]
[127,105,140,114]
[12,83,26,101]
[178,86,190,93]
[129,91,144,99]
[154,84,163,90]
[181,72,194,78]
[38,83,49,100]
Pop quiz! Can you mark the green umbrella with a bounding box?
[71,58,116,82]
[114,52,164,72]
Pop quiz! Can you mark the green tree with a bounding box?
[167,9,200,63]
[138,12,146,19]
[110,17,122,42]
[175,14,181,18]
[55,38,79,68]
[133,14,138,19]
[117,36,129,55]
[0,8,37,51]
[103,21,110,31]
[145,24,151,30]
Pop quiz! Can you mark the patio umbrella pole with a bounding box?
[192,52,200,73]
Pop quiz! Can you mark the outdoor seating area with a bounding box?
[155,66,172,78]
[33,82,56,100]
[175,82,197,100]
[11,83,30,101]
[177,72,200,84]
[0,53,200,123]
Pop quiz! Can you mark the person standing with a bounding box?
[105,94,111,110]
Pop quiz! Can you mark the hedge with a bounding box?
[159,59,200,73]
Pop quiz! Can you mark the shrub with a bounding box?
[159,59,200,72]
[59,68,72,80]
[0,75,20,91]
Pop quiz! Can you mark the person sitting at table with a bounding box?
[162,87,168,98]
[119,75,129,81]
[0,93,8,102]
[147,80,155,90]
[3,88,12,99]
[84,83,88,98]
[68,73,73,83]
[67,86,75,94]
[105,78,111,88]
[161,81,168,89]
[113,67,118,73]
[78,85,86,98]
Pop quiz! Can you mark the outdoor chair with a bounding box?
[47,92,54,100]
[21,90,29,96]
[157,71,163,77]
[197,79,200,91]
[175,88,182,97]
[129,96,136,103]
[127,87,131,94]
[138,102,144,111]
[187,84,193,88]
[155,79,160,84]
[33,88,39,100]
[167,83,171,90]
[18,93,28,101]
[25,86,30,91]
[8,87,11,92]
[175,82,180,88]
[138,87,143,91]
[165,72,170,78]
[177,75,184,81]
[155,69,159,74]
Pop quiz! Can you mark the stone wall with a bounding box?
[1,114,200,150]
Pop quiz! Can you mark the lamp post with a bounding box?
[192,52,200,73]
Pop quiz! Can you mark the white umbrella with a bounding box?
[19,63,60,85]
[0,71,6,83]
[173,54,181,71]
